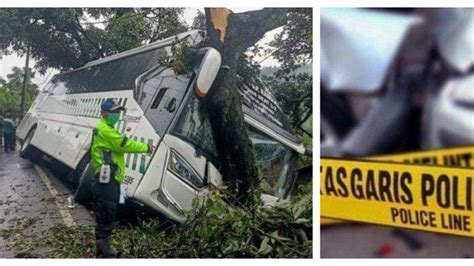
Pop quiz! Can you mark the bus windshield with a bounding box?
[172,95,218,159]
[172,94,294,198]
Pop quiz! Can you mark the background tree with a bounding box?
[0,67,38,117]
[191,10,206,30]
[263,9,313,140]
[269,9,312,77]
[264,73,312,137]
[0,8,188,74]
[0,8,188,118]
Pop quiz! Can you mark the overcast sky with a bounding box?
[0,7,281,89]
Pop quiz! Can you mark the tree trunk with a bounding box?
[203,8,287,204]
[20,43,31,120]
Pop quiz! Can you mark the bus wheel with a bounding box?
[74,162,95,207]
[19,126,44,163]
[67,154,90,190]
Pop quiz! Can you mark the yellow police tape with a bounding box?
[320,145,474,237]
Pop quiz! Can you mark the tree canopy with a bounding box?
[0,8,188,74]
[263,9,313,138]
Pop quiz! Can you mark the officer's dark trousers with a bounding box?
[92,174,120,240]
[3,133,15,151]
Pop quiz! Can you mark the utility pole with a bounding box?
[20,43,31,120]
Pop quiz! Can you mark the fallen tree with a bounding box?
[202,8,289,204]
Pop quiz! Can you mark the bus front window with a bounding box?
[172,95,218,158]
[174,95,294,198]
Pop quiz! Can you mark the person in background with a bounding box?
[0,115,3,148]
[3,112,16,152]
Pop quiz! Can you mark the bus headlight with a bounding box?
[167,151,204,188]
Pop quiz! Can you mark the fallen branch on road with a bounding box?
[10,183,312,258]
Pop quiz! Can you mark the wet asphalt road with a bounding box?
[321,223,474,258]
[0,144,94,258]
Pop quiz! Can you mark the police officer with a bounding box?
[2,113,16,152]
[0,115,4,148]
[91,99,152,258]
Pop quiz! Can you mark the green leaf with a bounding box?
[293,204,304,219]
[270,231,291,241]
[295,218,310,225]
[258,237,273,255]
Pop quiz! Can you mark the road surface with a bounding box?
[321,222,474,258]
[0,145,94,258]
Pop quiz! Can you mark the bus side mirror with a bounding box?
[194,47,222,99]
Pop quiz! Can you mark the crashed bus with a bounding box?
[16,30,308,222]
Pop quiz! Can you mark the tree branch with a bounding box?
[150,10,162,42]
[231,8,288,49]
[296,107,312,128]
[298,125,312,138]
[73,17,105,58]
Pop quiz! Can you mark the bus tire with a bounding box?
[67,154,91,190]
[74,162,95,207]
[19,126,44,163]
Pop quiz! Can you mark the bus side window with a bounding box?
[151,88,168,109]
[143,73,188,137]
[140,77,163,110]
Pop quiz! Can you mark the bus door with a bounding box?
[138,68,188,139]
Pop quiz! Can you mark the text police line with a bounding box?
[321,145,474,226]
[320,158,474,237]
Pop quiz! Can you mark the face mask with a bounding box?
[106,112,120,126]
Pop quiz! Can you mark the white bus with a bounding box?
[16,30,309,222]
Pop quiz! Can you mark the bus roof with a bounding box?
[83,30,205,70]
[52,30,205,79]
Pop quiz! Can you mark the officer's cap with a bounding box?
[101,98,125,112]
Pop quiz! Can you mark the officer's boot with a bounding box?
[96,237,116,258]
